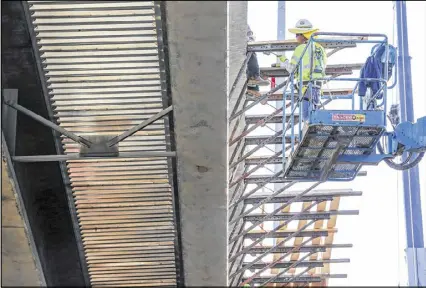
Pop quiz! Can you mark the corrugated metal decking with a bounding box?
[26,1,178,286]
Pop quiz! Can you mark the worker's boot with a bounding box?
[246,88,260,97]
[248,76,270,87]
[246,86,268,106]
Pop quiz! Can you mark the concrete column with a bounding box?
[227,2,248,286]
[165,1,230,286]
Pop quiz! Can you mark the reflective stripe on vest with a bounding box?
[291,44,326,81]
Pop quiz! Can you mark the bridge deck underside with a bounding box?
[25,1,179,286]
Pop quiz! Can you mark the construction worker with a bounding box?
[246,25,270,98]
[274,19,327,122]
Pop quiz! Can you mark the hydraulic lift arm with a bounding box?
[393,116,426,153]
[377,115,426,171]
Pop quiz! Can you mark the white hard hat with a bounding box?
[288,19,319,34]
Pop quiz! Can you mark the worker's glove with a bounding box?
[277,55,288,63]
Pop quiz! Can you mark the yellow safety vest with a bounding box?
[291,43,327,84]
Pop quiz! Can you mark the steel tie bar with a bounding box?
[230,106,284,147]
[230,81,249,121]
[228,52,253,100]
[230,129,284,169]
[259,250,318,286]
[12,151,177,162]
[240,236,316,286]
[229,182,321,241]
[228,200,320,262]
[230,79,289,121]
[228,170,284,209]
[229,150,283,188]
[107,105,173,146]
[229,218,318,277]
[229,180,295,226]
[4,101,92,147]
[229,113,247,145]
[228,180,297,242]
[229,125,248,168]
[230,115,295,173]
[279,266,313,287]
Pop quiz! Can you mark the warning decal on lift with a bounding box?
[332,113,366,122]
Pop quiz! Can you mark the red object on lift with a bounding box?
[271,76,276,89]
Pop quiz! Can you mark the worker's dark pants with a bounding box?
[302,87,321,122]
[247,52,260,79]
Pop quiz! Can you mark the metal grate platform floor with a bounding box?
[284,124,385,181]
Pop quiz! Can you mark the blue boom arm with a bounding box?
[376,116,426,171]
[393,116,426,153]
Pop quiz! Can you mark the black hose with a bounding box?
[400,152,413,165]
[377,140,425,170]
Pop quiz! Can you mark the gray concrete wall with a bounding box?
[165,1,229,286]
[166,1,248,285]
[227,2,248,286]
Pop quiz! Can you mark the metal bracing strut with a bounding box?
[2,93,175,161]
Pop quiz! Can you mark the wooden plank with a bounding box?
[327,197,341,228]
[319,197,341,280]
[308,201,327,265]
[288,202,313,275]
[309,197,340,287]
[271,204,292,277]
